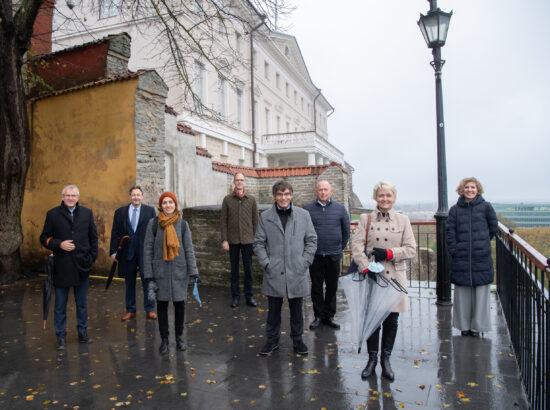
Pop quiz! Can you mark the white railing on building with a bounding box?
[260,131,344,163]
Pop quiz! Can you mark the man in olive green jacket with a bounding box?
[221,172,259,308]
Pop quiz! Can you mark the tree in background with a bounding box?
[0,0,293,284]
[515,227,550,258]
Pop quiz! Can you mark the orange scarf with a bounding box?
[158,211,181,261]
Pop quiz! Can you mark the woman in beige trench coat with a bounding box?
[351,181,416,381]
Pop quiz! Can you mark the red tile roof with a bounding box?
[35,33,130,60]
[27,70,148,102]
[211,161,347,178]
[196,147,212,158]
[177,121,197,136]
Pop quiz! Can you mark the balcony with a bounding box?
[260,131,345,166]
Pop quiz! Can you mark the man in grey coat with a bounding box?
[254,180,317,356]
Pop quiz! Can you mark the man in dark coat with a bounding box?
[220,172,259,308]
[40,185,98,350]
[304,180,350,330]
[109,186,156,321]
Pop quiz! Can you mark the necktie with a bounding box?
[131,208,138,232]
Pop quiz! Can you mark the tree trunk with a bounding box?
[0,25,32,284]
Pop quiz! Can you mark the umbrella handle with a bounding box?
[373,275,390,288]
[389,278,408,294]
[43,320,47,330]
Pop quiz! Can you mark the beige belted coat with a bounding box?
[351,208,416,312]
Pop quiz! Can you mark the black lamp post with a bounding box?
[418,0,453,306]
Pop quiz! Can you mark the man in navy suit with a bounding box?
[110,186,157,321]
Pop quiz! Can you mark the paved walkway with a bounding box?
[0,278,528,409]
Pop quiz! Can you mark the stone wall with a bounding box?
[218,165,350,210]
[135,71,168,203]
[181,206,265,287]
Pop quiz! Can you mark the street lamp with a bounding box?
[418,0,452,306]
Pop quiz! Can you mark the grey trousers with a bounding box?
[453,284,491,332]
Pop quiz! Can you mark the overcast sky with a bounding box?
[285,0,550,207]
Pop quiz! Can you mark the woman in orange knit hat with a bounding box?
[142,192,199,354]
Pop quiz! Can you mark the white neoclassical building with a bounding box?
[51,0,345,169]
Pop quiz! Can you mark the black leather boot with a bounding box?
[381,318,398,381]
[159,338,169,355]
[361,351,378,380]
[176,336,186,351]
[380,350,394,381]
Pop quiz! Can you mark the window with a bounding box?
[217,76,226,116]
[285,82,289,98]
[100,0,119,18]
[294,90,297,104]
[286,121,290,132]
[301,97,304,111]
[235,32,242,54]
[276,116,281,133]
[236,89,243,129]
[276,73,280,89]
[264,62,270,80]
[252,50,257,69]
[265,108,271,134]
[193,61,205,111]
[284,45,290,58]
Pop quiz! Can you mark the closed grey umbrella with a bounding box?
[43,255,54,329]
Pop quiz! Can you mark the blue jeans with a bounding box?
[229,244,254,299]
[54,276,89,337]
[125,259,154,313]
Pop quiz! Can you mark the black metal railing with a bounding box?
[496,222,549,410]
[343,221,437,291]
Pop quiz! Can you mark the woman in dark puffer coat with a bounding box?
[446,177,498,337]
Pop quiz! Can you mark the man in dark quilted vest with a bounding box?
[304,180,350,330]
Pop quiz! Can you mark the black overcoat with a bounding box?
[446,195,498,287]
[40,202,99,288]
[109,204,156,276]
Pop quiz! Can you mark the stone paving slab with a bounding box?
[0,278,529,409]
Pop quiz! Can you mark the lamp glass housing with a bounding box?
[418,9,452,48]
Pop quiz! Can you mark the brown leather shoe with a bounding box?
[121,312,136,321]
[146,312,158,320]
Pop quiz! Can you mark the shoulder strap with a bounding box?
[365,213,372,243]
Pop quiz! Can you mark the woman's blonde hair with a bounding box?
[456,177,484,196]
[372,181,397,200]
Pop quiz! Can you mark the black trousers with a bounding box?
[366,312,399,353]
[309,254,341,320]
[266,296,303,344]
[157,300,185,339]
[229,244,254,299]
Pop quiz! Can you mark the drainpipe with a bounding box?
[312,88,321,134]
[248,15,266,168]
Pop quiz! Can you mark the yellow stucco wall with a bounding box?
[22,79,140,273]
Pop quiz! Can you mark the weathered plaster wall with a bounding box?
[22,78,155,272]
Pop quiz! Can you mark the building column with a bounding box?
[262,156,269,167]
[307,152,316,165]
[316,155,324,165]
[200,133,207,148]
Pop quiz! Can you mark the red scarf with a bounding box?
[233,187,246,200]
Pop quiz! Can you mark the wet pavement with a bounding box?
[0,278,528,409]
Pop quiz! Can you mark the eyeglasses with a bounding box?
[275,192,292,198]
[63,194,79,198]
[234,179,245,182]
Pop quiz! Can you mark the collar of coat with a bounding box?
[264,203,295,233]
[316,198,332,207]
[457,195,484,208]
[60,201,79,213]
[373,207,396,221]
